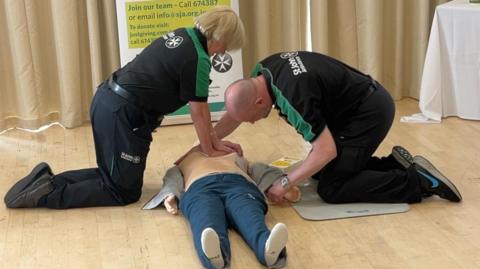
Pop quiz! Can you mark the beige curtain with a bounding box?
[240,0,448,99]
[0,0,119,131]
[1,0,448,131]
[310,0,448,99]
[239,0,309,76]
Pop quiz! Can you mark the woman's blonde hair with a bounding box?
[194,6,245,51]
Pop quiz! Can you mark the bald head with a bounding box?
[224,76,273,123]
[224,79,257,118]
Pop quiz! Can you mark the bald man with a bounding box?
[213,51,462,205]
[222,79,271,124]
[152,147,300,269]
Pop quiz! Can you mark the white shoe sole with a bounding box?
[265,223,288,266]
[201,228,224,269]
[414,155,462,201]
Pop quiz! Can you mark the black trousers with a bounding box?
[313,84,423,204]
[43,82,160,208]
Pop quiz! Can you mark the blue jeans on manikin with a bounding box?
[179,173,270,269]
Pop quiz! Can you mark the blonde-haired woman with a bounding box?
[4,7,246,209]
[195,6,245,54]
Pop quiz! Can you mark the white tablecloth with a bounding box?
[419,0,480,121]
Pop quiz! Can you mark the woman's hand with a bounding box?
[212,138,243,156]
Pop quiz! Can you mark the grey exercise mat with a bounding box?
[292,179,410,220]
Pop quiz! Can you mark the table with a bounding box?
[419,0,480,121]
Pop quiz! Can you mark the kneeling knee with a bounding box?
[122,190,141,205]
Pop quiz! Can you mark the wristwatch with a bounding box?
[280,175,290,189]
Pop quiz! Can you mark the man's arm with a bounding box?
[213,112,241,139]
[267,126,337,202]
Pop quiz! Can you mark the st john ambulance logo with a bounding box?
[165,36,183,49]
[280,51,298,59]
[212,53,233,73]
[121,152,141,164]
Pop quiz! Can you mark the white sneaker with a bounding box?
[201,228,224,269]
[264,223,288,266]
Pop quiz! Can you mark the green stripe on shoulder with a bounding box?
[186,27,211,98]
[250,63,262,77]
[258,65,316,141]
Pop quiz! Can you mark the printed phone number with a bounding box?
[179,0,219,8]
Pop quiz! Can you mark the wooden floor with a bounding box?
[1,99,480,269]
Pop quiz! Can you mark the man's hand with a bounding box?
[164,195,178,215]
[266,179,290,203]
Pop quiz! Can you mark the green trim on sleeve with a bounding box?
[250,63,262,77]
[257,64,316,141]
[186,27,211,98]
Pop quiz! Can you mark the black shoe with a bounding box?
[413,156,462,202]
[4,162,54,208]
[392,146,414,169]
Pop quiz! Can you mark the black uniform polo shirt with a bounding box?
[114,27,211,115]
[251,51,375,142]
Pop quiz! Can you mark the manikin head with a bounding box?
[224,76,273,124]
